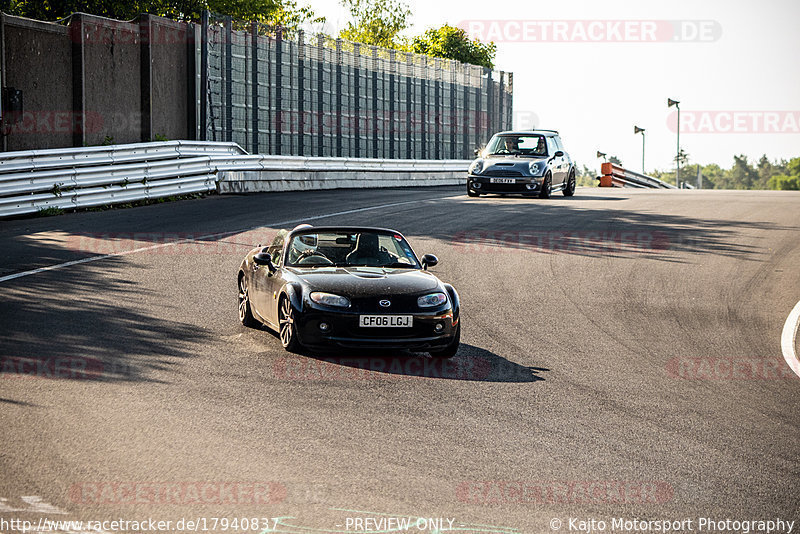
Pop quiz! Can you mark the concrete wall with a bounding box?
[149,16,194,141]
[81,15,142,146]
[0,12,195,151]
[2,15,73,151]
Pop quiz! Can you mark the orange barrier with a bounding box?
[599,162,675,189]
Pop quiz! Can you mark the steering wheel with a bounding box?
[296,250,334,265]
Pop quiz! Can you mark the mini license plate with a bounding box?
[359,315,413,327]
[489,178,516,184]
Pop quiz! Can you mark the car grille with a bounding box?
[484,169,524,177]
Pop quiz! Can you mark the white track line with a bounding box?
[0,195,454,284]
[781,300,800,379]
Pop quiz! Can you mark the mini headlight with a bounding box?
[529,161,545,176]
[310,292,351,308]
[469,160,484,175]
[417,292,447,308]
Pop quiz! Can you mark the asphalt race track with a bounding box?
[1,186,799,533]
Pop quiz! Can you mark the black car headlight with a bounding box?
[418,292,448,308]
[528,161,546,176]
[310,292,351,308]
[469,160,484,175]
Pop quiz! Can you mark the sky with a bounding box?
[305,0,800,173]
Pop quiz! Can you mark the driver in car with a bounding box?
[503,137,520,153]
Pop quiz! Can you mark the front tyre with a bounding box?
[539,173,552,199]
[563,169,576,197]
[238,273,260,328]
[278,295,301,352]
[429,322,461,359]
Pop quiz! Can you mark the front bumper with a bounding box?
[467,174,544,194]
[295,308,458,350]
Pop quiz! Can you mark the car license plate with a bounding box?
[359,315,413,327]
[489,178,516,184]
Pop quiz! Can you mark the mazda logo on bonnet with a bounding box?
[379,300,391,308]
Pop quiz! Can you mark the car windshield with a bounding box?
[485,134,547,157]
[285,230,421,268]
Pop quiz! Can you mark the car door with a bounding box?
[554,135,571,183]
[547,137,565,183]
[253,231,287,326]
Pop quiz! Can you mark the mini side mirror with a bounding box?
[254,252,275,272]
[421,254,438,270]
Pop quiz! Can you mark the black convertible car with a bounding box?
[237,225,461,358]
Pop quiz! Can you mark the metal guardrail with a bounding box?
[0,141,469,218]
[599,162,677,189]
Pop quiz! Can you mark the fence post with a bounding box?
[275,27,282,154]
[224,16,233,143]
[449,62,456,159]
[335,38,342,157]
[371,46,378,158]
[297,30,305,156]
[420,57,427,160]
[250,22,259,153]
[462,66,469,159]
[388,49,395,160]
[199,11,208,141]
[139,14,153,142]
[405,53,412,159]
[433,59,440,160]
[317,34,324,157]
[70,13,86,148]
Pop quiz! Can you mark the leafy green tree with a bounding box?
[767,157,800,190]
[410,24,496,68]
[339,0,410,48]
[4,0,322,32]
[576,164,598,187]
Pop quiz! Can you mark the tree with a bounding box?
[4,0,322,33]
[410,24,496,68]
[338,0,410,48]
[767,157,800,190]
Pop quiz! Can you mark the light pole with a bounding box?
[668,98,681,187]
[596,150,607,162]
[634,126,645,174]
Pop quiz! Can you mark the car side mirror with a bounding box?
[555,150,564,157]
[254,252,276,272]
[473,148,481,157]
[421,254,438,270]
